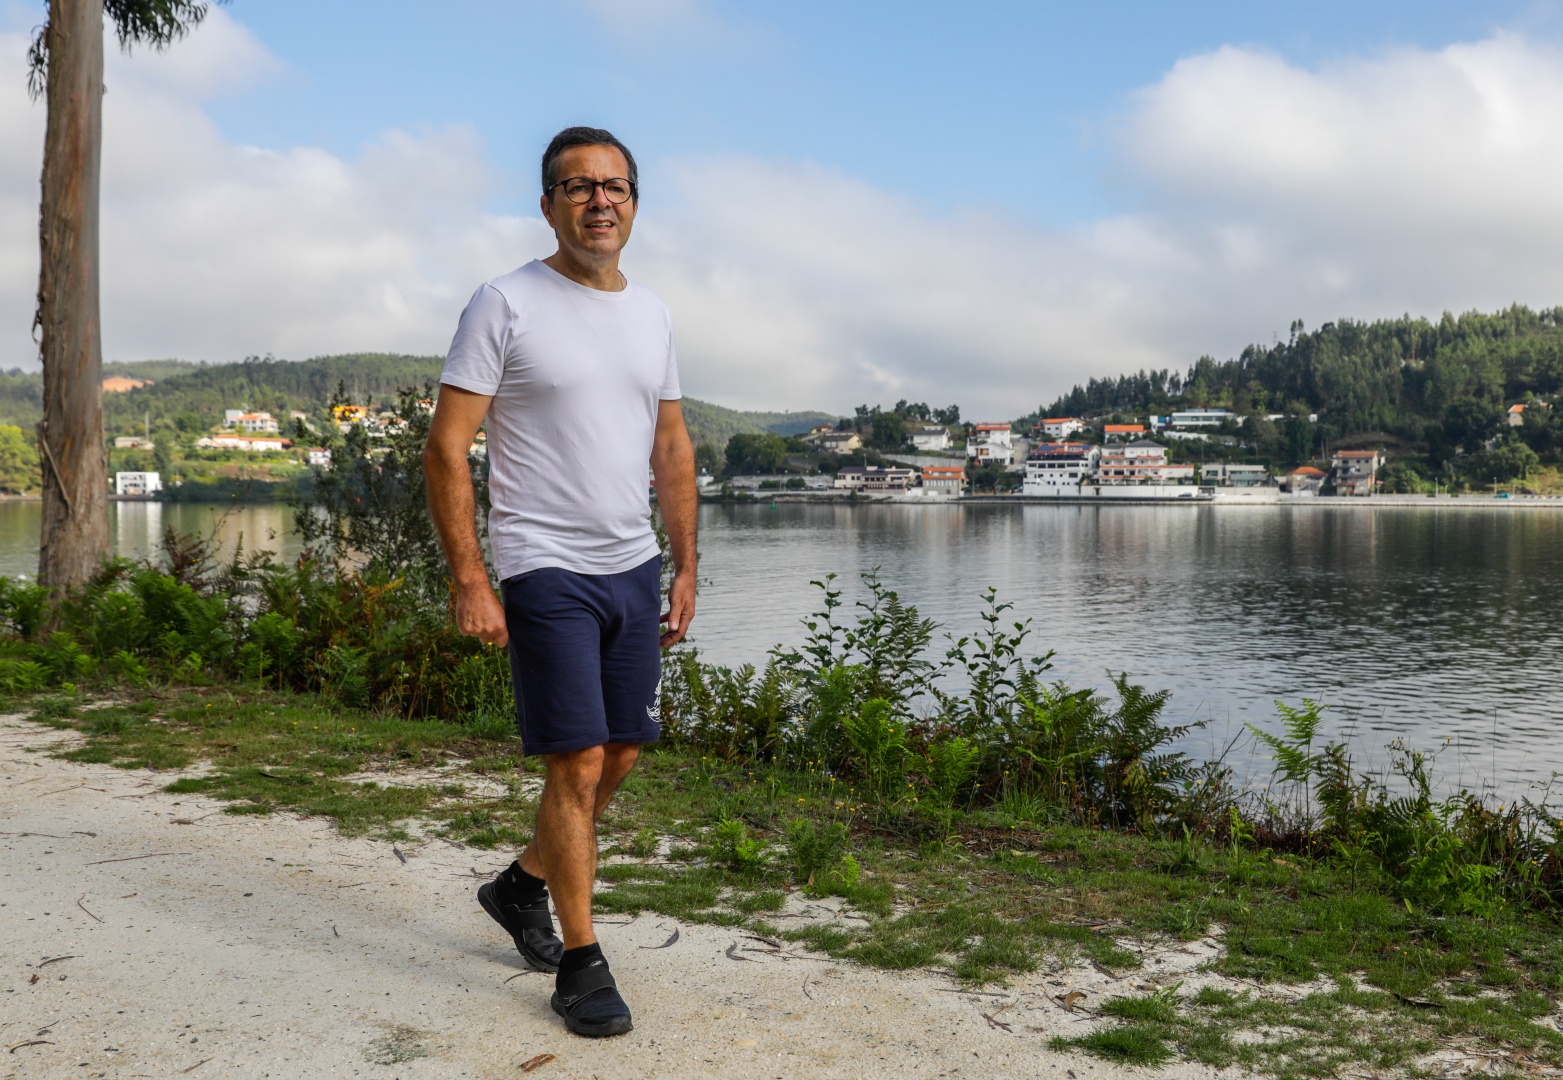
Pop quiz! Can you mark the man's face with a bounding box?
[540,144,637,260]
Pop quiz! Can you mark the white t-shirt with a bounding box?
[439,260,681,580]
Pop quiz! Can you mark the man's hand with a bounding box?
[659,569,696,648]
[455,583,509,647]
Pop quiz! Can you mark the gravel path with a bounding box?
[1,715,1222,1079]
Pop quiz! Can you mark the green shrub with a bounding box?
[708,818,769,874]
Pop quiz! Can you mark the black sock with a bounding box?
[501,861,547,896]
[558,942,604,978]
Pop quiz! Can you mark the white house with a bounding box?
[112,436,155,450]
[1097,441,1195,484]
[235,412,280,434]
[906,424,951,452]
[223,409,245,425]
[1201,463,1270,487]
[833,465,917,491]
[1102,423,1146,441]
[1169,409,1233,429]
[1022,443,1099,496]
[197,434,290,452]
[307,447,332,467]
[115,471,161,496]
[966,422,1014,466]
[1038,417,1084,439]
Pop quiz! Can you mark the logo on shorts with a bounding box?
[646,680,661,725]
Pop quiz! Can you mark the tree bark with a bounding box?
[36,0,109,591]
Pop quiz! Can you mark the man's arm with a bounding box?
[423,384,508,646]
[650,399,697,647]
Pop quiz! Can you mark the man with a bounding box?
[423,126,698,1038]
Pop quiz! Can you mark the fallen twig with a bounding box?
[933,988,1009,997]
[980,1012,1014,1032]
[520,1053,556,1073]
[8,1040,53,1053]
[0,830,66,838]
[336,882,370,889]
[801,976,813,1000]
[744,933,783,949]
[181,1057,212,1073]
[504,971,538,983]
[37,955,77,968]
[76,895,102,923]
[725,941,759,963]
[640,927,679,950]
[85,852,189,866]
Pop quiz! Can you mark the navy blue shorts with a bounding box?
[501,555,662,757]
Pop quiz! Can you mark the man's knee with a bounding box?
[543,745,606,804]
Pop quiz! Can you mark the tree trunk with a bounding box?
[36,0,109,591]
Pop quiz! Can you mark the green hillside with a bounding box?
[0,353,834,449]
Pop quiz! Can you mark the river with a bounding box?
[2,499,1559,798]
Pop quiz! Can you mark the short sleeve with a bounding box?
[439,283,510,396]
[659,316,682,401]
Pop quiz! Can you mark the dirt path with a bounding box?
[1,715,1222,1079]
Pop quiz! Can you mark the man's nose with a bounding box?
[587,184,611,210]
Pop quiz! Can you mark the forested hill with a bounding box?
[0,353,834,449]
[1038,305,1563,437]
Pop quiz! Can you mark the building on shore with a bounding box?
[1201,463,1271,487]
[1283,466,1326,494]
[833,465,918,491]
[1330,450,1383,495]
[1022,442,1099,495]
[115,471,162,496]
[920,464,966,494]
[966,422,1014,465]
[1098,440,1195,485]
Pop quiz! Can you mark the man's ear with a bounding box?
[539,192,555,227]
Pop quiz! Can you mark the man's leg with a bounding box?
[515,741,640,899]
[518,745,605,949]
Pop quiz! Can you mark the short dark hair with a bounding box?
[541,127,639,196]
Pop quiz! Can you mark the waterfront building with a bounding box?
[1097,440,1194,485]
[115,471,162,496]
[1284,466,1326,494]
[1102,423,1146,441]
[920,464,966,494]
[966,422,1014,465]
[196,434,291,452]
[906,424,952,452]
[1201,463,1270,487]
[833,465,917,491]
[1330,450,1383,495]
[1022,443,1099,496]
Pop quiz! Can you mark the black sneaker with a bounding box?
[477,874,564,973]
[551,953,633,1038]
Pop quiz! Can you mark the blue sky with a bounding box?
[4,1,1563,414]
[208,0,1546,222]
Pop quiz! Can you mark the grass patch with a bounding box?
[23,691,1563,1077]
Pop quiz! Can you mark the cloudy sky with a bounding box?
[3,0,1562,417]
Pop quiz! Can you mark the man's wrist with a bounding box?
[453,572,494,593]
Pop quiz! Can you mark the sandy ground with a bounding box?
[0,714,1236,1080]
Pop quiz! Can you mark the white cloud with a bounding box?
[4,17,1563,416]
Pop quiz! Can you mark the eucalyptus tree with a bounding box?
[27,0,224,590]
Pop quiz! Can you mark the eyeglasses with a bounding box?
[546,176,637,204]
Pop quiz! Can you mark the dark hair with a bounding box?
[541,126,639,196]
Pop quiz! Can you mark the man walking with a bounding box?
[423,126,698,1038]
